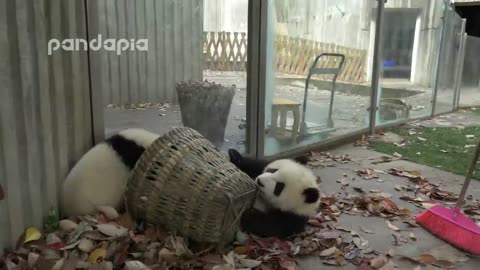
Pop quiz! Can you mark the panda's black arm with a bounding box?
[240,209,307,239]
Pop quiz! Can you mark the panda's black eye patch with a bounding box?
[266,168,278,173]
[273,182,285,196]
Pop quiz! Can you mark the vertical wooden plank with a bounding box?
[94,0,110,105]
[192,0,203,79]
[155,0,166,101]
[32,0,59,208]
[0,0,27,246]
[106,0,120,105]
[136,0,147,102]
[0,119,7,250]
[85,0,105,143]
[49,0,70,190]
[145,0,157,102]
[164,0,175,102]
[127,0,138,104]
[15,0,44,225]
[117,0,129,104]
[182,0,192,79]
[172,0,182,101]
[59,0,76,169]
[66,0,85,167]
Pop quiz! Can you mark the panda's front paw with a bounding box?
[235,230,249,244]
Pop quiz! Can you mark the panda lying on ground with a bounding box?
[228,149,320,239]
[62,128,160,217]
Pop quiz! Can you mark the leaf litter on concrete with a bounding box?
[2,158,477,269]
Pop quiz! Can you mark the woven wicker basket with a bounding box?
[125,127,257,244]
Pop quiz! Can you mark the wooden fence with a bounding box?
[203,32,368,83]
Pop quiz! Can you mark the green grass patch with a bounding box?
[371,126,480,179]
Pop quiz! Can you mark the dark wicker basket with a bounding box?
[125,127,257,244]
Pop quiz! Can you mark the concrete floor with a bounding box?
[104,96,480,268]
[300,144,480,270]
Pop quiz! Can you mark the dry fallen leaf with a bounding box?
[399,208,412,216]
[417,137,427,142]
[124,261,150,270]
[78,238,96,253]
[319,246,337,257]
[239,258,262,268]
[418,254,437,264]
[370,255,387,269]
[385,220,400,231]
[360,227,374,234]
[408,232,416,241]
[432,259,456,269]
[378,260,396,270]
[392,152,402,158]
[96,206,119,220]
[59,219,78,232]
[89,247,107,263]
[278,255,297,270]
[97,224,128,238]
[24,227,42,243]
[356,169,378,180]
[27,252,40,267]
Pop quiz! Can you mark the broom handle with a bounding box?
[455,139,480,210]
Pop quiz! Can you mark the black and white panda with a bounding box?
[62,128,160,217]
[227,149,309,179]
[228,149,320,238]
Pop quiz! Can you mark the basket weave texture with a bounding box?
[125,127,257,244]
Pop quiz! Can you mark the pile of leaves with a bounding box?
[2,194,414,270]
[107,103,172,111]
[388,168,459,202]
[354,135,370,147]
[0,202,381,270]
[307,152,352,168]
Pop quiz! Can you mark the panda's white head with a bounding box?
[255,159,320,217]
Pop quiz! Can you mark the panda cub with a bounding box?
[228,149,320,238]
[62,128,160,217]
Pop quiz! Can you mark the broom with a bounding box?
[416,139,480,255]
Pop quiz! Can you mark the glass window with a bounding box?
[88,0,250,154]
[377,1,444,126]
[434,6,464,115]
[459,36,480,107]
[263,0,377,156]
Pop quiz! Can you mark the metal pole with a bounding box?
[369,0,386,134]
[431,2,449,117]
[454,30,467,109]
[246,0,262,157]
[256,0,269,158]
[452,18,466,110]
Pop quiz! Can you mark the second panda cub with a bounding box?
[229,150,320,238]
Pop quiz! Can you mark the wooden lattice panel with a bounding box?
[203,32,367,83]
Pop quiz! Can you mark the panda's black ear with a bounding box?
[293,155,309,165]
[303,188,319,204]
[228,149,242,164]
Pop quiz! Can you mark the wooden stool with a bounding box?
[271,98,301,140]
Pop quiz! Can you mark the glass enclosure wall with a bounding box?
[434,5,464,115]
[459,36,480,107]
[260,0,468,157]
[262,0,377,156]
[87,0,251,154]
[376,1,444,126]
[85,0,469,158]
